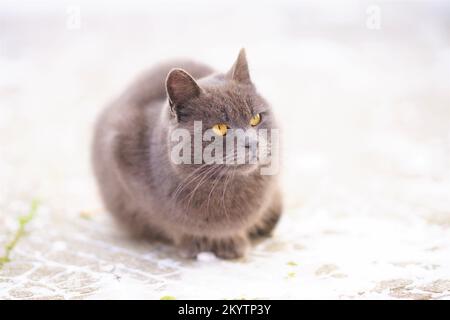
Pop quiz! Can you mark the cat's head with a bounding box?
[165,49,278,177]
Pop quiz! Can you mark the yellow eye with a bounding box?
[250,113,261,126]
[212,123,228,136]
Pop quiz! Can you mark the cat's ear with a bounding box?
[227,48,251,84]
[166,68,201,107]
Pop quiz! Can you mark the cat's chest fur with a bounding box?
[167,169,273,229]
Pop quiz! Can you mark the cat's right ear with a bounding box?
[227,48,251,84]
[166,68,201,110]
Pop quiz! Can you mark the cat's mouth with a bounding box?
[198,163,259,177]
[172,148,273,176]
[215,152,266,174]
[178,161,259,178]
[230,162,259,174]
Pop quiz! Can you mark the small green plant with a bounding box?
[287,271,296,279]
[0,199,39,270]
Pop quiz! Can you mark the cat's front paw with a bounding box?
[212,236,249,259]
[178,235,209,259]
[179,235,249,260]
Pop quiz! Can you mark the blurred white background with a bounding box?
[0,0,449,299]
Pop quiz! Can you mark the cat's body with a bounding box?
[92,50,282,259]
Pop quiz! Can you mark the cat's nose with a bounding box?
[244,128,258,149]
[245,138,259,149]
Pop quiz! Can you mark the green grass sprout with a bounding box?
[0,199,39,270]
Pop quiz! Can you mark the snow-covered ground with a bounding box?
[1,0,450,299]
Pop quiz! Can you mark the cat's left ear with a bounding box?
[166,68,202,108]
[227,48,251,84]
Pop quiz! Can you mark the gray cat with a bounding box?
[92,49,282,259]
